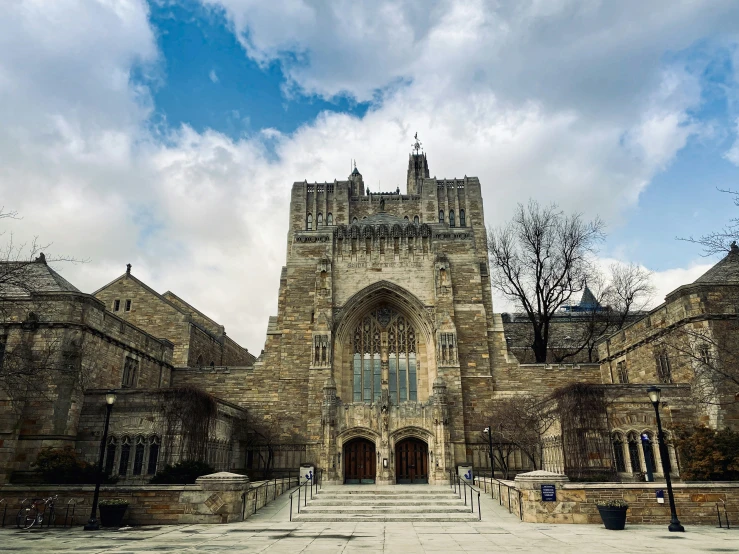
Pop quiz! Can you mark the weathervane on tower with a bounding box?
[412,132,422,154]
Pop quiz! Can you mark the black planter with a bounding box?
[597,506,628,530]
[99,504,128,527]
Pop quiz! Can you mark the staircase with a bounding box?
[292,485,479,522]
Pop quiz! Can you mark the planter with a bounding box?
[99,504,128,527]
[597,506,628,530]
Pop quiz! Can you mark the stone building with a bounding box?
[3,145,739,488]
[94,266,255,368]
[0,258,248,484]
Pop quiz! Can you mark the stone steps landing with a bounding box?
[292,485,478,522]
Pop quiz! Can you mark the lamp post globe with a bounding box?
[646,386,684,532]
[84,390,116,531]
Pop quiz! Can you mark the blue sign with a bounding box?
[541,484,556,502]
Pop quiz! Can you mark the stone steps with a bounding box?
[292,485,478,522]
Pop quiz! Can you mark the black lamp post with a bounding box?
[646,386,684,532]
[484,426,496,480]
[84,390,117,531]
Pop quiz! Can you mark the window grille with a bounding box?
[616,361,629,383]
[122,356,139,388]
[656,351,672,383]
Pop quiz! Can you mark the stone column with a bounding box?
[189,472,250,524]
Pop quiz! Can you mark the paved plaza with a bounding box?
[1,487,737,553]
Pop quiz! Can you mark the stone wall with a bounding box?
[0,472,253,525]
[478,471,739,525]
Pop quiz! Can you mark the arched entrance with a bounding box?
[344,438,376,484]
[395,438,428,484]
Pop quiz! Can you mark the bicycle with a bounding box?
[16,495,57,529]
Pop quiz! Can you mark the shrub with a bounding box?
[596,499,629,508]
[149,460,215,484]
[674,425,739,481]
[33,446,116,484]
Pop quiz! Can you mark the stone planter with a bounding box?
[597,506,628,530]
[99,504,128,527]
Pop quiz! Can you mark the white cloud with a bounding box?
[209,69,219,83]
[1,0,738,352]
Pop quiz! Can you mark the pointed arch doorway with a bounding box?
[395,438,428,484]
[344,438,376,484]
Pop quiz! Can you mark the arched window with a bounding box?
[352,217,358,223]
[627,432,641,474]
[105,437,117,475]
[449,210,455,227]
[413,215,419,224]
[353,306,417,404]
[612,433,626,472]
[147,436,160,475]
[655,350,672,383]
[133,436,146,475]
[438,210,444,223]
[317,213,323,225]
[327,213,333,225]
[460,209,466,227]
[307,213,313,230]
[641,432,657,476]
[119,436,132,476]
[404,216,409,221]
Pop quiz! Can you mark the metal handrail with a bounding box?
[474,471,523,520]
[448,469,481,521]
[241,470,300,520]
[288,469,323,522]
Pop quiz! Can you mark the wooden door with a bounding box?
[395,438,428,484]
[344,438,376,484]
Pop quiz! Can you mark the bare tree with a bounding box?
[679,188,739,255]
[488,201,605,362]
[484,394,556,477]
[551,263,655,363]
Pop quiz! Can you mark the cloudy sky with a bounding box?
[2,0,739,352]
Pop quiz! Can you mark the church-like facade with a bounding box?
[3,144,738,487]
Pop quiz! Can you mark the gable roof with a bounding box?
[0,258,80,296]
[693,242,739,284]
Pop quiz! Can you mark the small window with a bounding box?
[133,436,145,475]
[656,351,672,384]
[699,345,711,365]
[327,213,333,225]
[113,299,120,312]
[404,216,409,221]
[119,436,131,476]
[460,209,466,227]
[125,299,132,312]
[439,210,444,223]
[105,437,117,475]
[147,437,160,475]
[616,361,629,384]
[449,210,455,227]
[352,217,358,224]
[413,215,419,224]
[307,213,313,230]
[317,213,323,225]
[122,356,139,388]
[613,434,626,472]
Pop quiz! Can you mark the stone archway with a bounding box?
[343,437,376,484]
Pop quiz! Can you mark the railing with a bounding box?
[448,470,481,521]
[241,470,301,520]
[2,496,77,528]
[474,471,523,521]
[288,469,323,522]
[716,500,732,529]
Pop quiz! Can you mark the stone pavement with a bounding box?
[1,485,737,553]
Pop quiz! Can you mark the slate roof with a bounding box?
[694,242,739,284]
[0,258,80,296]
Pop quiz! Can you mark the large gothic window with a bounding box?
[352,307,418,404]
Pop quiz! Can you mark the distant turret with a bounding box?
[407,133,429,194]
[349,161,364,197]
